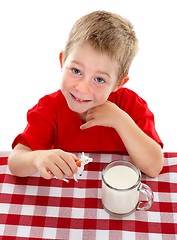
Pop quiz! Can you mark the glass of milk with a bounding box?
[101,160,154,217]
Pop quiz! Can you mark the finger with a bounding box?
[60,153,78,174]
[70,153,79,161]
[85,112,95,121]
[80,120,96,130]
[49,163,65,179]
[56,159,73,177]
[39,168,54,180]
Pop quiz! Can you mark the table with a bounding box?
[0,151,177,240]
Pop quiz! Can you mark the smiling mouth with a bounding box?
[70,93,91,103]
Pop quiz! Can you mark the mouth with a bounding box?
[70,93,91,103]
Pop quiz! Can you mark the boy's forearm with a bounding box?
[113,111,164,178]
[8,148,37,177]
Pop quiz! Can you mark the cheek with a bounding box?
[99,86,113,97]
[97,87,114,103]
[93,89,110,103]
[61,73,72,89]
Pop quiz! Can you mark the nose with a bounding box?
[75,78,90,94]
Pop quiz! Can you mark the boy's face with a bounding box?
[60,43,119,115]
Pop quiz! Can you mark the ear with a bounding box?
[113,76,129,92]
[59,51,63,68]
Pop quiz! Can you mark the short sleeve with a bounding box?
[12,93,58,150]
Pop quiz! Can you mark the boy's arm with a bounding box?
[80,101,164,178]
[8,144,38,177]
[112,110,164,178]
[8,144,78,179]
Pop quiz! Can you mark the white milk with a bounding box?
[102,165,140,215]
[104,165,138,189]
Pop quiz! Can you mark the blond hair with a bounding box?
[63,10,138,82]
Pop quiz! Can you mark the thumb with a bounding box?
[80,120,95,130]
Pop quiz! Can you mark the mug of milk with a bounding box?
[101,160,154,217]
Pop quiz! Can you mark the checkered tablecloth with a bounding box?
[0,152,177,240]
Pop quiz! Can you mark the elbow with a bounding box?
[148,164,163,178]
[8,154,16,176]
[147,152,164,178]
[8,152,21,177]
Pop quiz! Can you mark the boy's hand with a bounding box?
[80,101,120,130]
[34,149,79,180]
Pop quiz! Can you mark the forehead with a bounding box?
[65,43,118,72]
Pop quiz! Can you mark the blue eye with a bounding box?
[95,77,105,84]
[72,68,81,75]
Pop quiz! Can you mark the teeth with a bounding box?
[75,96,83,102]
[75,95,88,102]
[71,93,90,102]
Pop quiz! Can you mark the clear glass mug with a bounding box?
[101,160,154,217]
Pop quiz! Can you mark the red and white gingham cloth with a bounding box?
[0,152,177,240]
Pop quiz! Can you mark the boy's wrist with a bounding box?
[112,108,132,131]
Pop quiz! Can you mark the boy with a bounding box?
[8,10,164,179]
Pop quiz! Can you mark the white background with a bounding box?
[0,0,176,152]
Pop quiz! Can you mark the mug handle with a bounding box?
[136,183,154,211]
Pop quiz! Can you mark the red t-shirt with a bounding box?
[12,87,163,153]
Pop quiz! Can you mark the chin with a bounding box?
[67,104,87,114]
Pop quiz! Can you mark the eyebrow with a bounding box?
[71,61,111,78]
[97,71,111,79]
